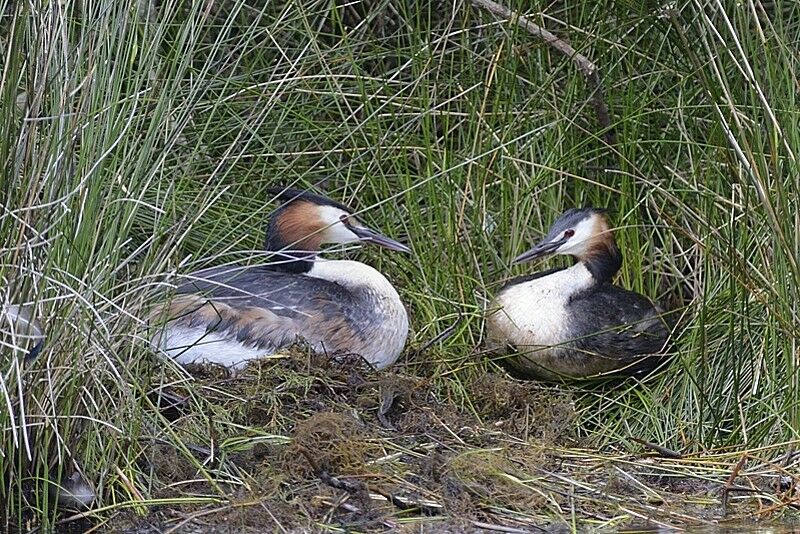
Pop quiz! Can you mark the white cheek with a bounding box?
[557,219,595,254]
[559,238,587,254]
[316,205,359,244]
[324,222,359,244]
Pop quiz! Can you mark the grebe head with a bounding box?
[513,208,621,282]
[265,188,410,271]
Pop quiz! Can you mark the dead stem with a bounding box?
[299,448,368,494]
[372,486,444,516]
[722,454,748,515]
[631,437,684,459]
[471,0,616,146]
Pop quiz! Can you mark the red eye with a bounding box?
[564,229,575,238]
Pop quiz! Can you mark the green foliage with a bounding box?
[1,0,799,526]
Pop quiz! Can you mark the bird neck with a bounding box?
[263,206,331,274]
[264,230,317,274]
[556,262,597,298]
[266,250,316,274]
[578,240,622,285]
[308,258,399,299]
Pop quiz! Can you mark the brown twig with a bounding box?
[317,498,398,530]
[372,486,443,516]
[721,454,749,515]
[470,0,616,146]
[377,387,399,430]
[299,449,367,494]
[630,437,683,459]
[300,448,441,516]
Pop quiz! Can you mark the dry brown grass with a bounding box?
[77,347,799,533]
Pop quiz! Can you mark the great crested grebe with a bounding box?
[150,187,410,371]
[486,207,670,381]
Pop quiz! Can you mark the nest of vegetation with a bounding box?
[44,347,795,533]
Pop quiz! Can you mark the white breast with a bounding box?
[486,263,594,348]
[309,259,409,369]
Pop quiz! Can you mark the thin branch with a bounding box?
[721,454,748,515]
[372,486,443,516]
[300,449,442,516]
[630,437,683,459]
[471,0,616,146]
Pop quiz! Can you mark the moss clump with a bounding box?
[446,449,548,513]
[283,411,375,478]
[464,373,577,442]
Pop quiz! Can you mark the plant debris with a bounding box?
[95,347,800,532]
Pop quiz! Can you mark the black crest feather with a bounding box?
[267,187,353,213]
